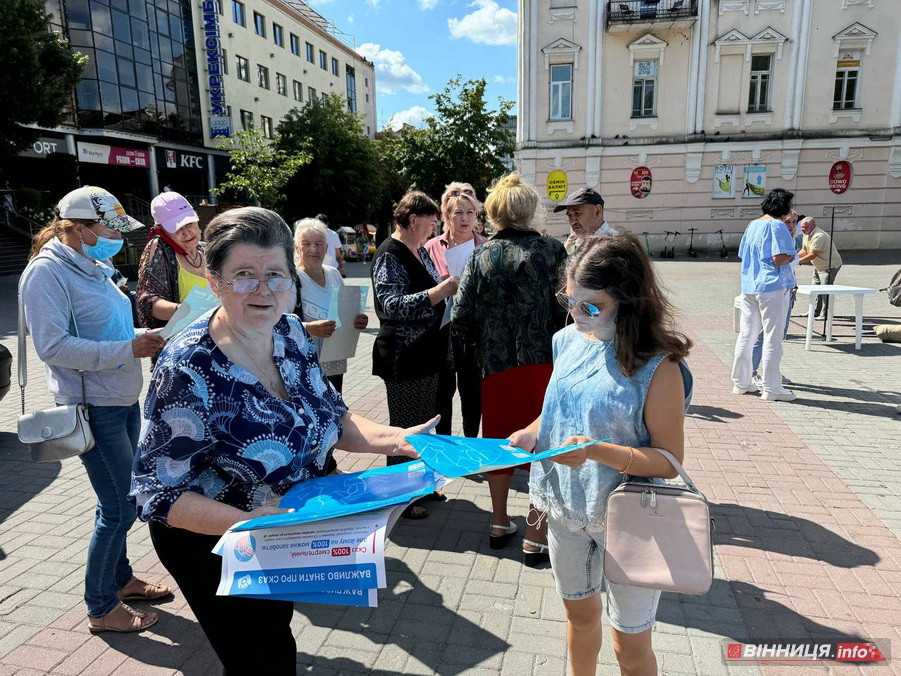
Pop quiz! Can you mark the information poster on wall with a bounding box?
[713,164,736,199]
[547,170,568,202]
[742,164,767,199]
[829,161,852,194]
[630,166,653,199]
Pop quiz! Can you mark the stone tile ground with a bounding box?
[0,255,899,675]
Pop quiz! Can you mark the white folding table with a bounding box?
[795,285,877,351]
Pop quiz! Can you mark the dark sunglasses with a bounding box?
[556,291,603,318]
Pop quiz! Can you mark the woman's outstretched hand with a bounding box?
[390,414,441,459]
[552,436,592,467]
[508,427,537,453]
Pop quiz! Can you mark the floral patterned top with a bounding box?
[130,312,348,524]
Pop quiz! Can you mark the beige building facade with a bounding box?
[516,0,901,250]
[192,0,376,147]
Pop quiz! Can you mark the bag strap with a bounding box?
[644,447,701,494]
[18,254,87,414]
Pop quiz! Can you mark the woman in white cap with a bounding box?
[20,186,171,633]
[136,191,207,330]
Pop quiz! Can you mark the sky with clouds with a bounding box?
[307,0,518,131]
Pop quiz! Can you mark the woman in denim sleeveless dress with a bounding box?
[509,233,693,676]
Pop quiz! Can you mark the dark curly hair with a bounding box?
[567,232,692,376]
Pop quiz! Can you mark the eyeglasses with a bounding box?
[556,291,603,318]
[216,273,294,295]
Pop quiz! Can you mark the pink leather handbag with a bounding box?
[603,448,713,595]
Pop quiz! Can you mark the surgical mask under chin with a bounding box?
[82,235,124,261]
[575,310,617,341]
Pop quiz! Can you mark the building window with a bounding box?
[365,93,369,103]
[319,50,327,70]
[308,86,316,101]
[253,11,265,38]
[231,0,245,26]
[290,33,299,56]
[272,23,283,47]
[240,109,253,130]
[549,63,572,121]
[305,42,314,63]
[276,72,287,96]
[221,49,228,75]
[236,55,249,82]
[215,0,223,15]
[331,57,339,76]
[345,65,357,113]
[261,115,273,138]
[747,54,771,113]
[257,64,269,89]
[365,77,369,88]
[293,79,303,102]
[833,54,860,110]
[631,60,657,118]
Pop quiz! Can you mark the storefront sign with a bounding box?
[630,166,652,199]
[19,136,72,159]
[547,169,568,202]
[201,0,230,138]
[77,142,149,168]
[742,164,767,199]
[160,148,205,170]
[829,161,852,194]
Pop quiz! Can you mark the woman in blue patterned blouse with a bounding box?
[131,207,436,675]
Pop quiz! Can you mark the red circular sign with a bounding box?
[630,166,652,199]
[829,161,852,194]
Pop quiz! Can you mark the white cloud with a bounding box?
[347,14,354,24]
[307,0,334,6]
[367,0,381,7]
[492,74,515,84]
[387,106,433,131]
[418,0,439,8]
[448,0,517,46]
[356,43,429,95]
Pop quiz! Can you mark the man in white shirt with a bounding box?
[554,187,622,255]
[316,213,346,276]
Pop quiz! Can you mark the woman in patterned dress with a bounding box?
[131,207,435,675]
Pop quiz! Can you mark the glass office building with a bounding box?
[45,0,204,145]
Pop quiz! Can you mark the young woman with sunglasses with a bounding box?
[508,233,693,676]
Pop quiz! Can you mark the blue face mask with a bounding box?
[82,235,124,261]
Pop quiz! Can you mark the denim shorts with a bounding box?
[547,516,661,634]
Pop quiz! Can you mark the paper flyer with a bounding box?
[159,286,219,339]
[444,239,476,278]
[406,434,600,478]
[320,286,368,363]
[215,506,401,607]
[230,460,445,532]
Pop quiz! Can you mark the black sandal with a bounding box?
[489,522,518,550]
[522,539,550,568]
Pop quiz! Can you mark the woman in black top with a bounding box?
[371,191,458,518]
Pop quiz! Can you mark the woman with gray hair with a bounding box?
[293,217,368,393]
[131,207,436,674]
[453,173,567,562]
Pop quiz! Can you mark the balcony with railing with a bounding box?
[606,0,699,31]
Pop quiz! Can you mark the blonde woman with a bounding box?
[293,218,368,393]
[425,182,486,438]
[452,173,567,561]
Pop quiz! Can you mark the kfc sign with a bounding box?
[159,148,205,170]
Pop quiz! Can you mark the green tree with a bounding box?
[277,94,379,225]
[215,129,309,210]
[0,0,85,161]
[392,78,514,201]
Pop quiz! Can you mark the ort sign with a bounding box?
[828,161,852,194]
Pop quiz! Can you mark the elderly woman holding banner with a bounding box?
[131,207,435,675]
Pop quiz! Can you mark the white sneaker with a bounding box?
[761,389,797,402]
[732,385,757,395]
[751,374,764,392]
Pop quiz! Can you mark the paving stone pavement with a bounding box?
[0,256,899,676]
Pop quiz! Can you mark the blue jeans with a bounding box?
[752,288,796,373]
[79,403,140,617]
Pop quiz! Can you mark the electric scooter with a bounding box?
[687,227,698,258]
[715,229,728,258]
[666,231,680,259]
[641,231,651,255]
[660,231,673,258]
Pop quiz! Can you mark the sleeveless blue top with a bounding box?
[529,325,692,529]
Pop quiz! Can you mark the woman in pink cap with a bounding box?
[136,192,208,331]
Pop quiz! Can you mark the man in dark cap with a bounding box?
[553,187,621,255]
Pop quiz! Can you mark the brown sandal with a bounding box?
[117,577,174,602]
[88,602,159,634]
